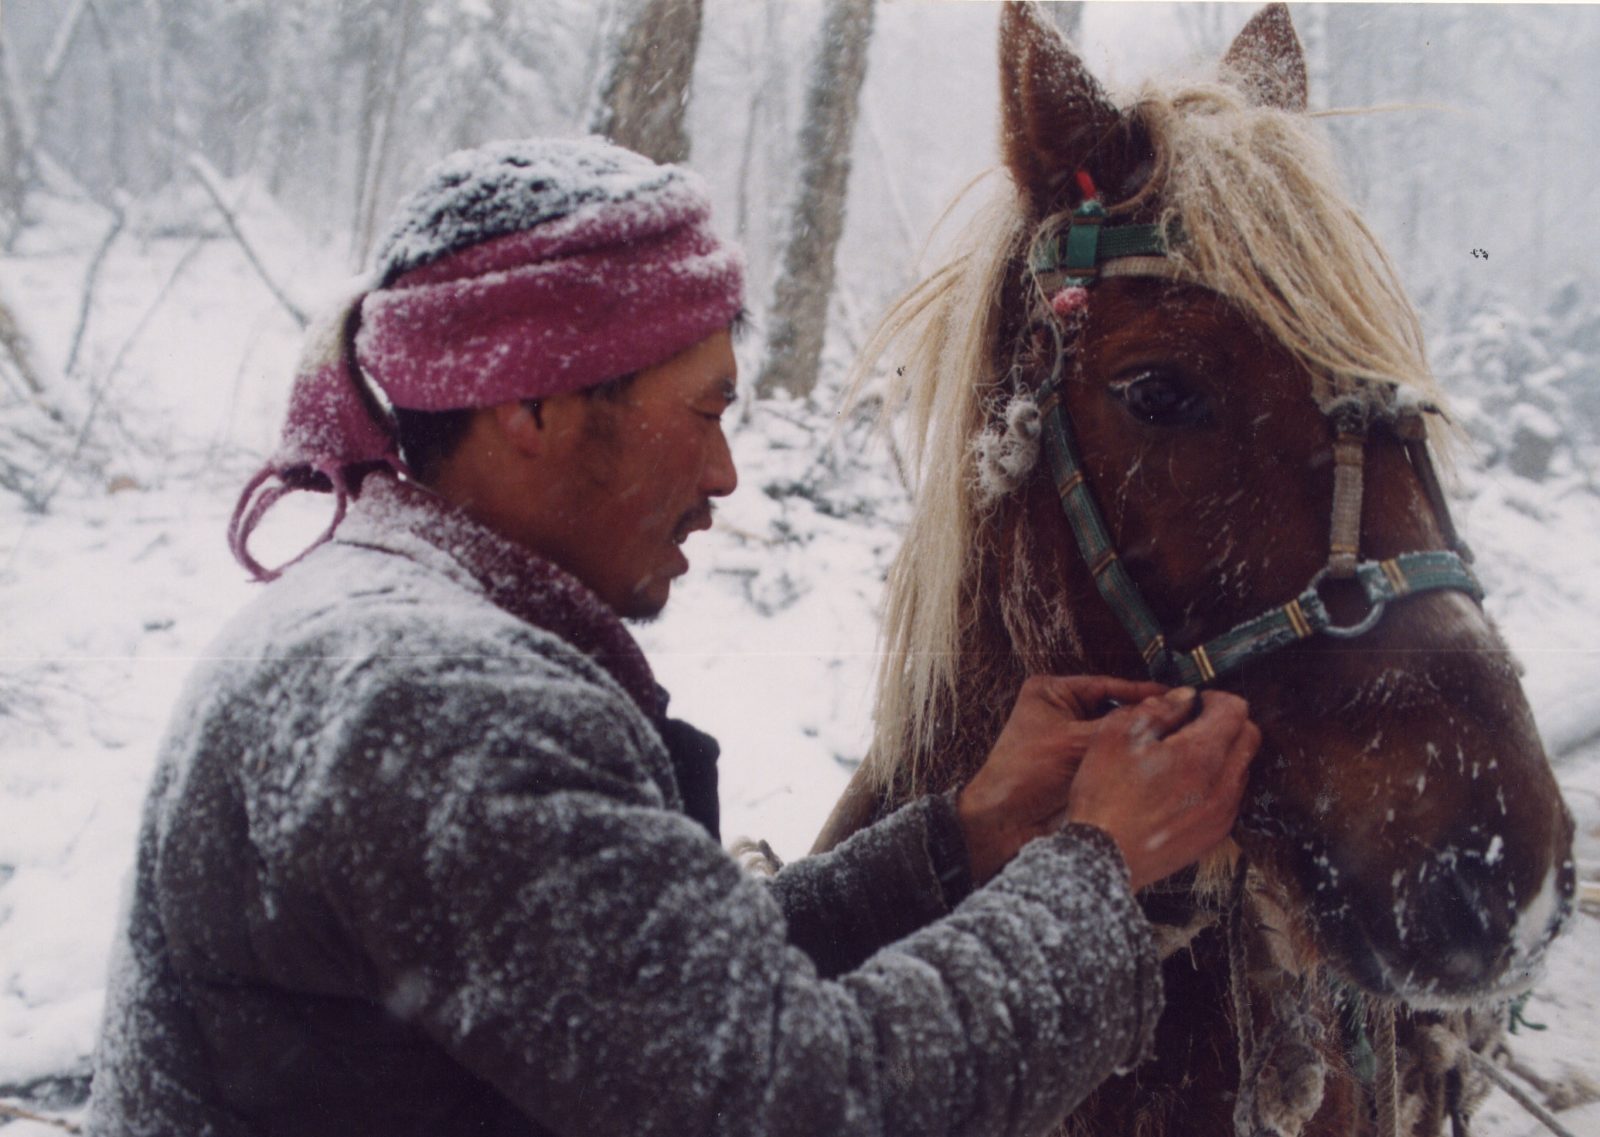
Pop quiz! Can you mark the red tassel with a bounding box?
[1075,169,1099,202]
[1050,287,1090,318]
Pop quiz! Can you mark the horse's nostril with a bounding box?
[1402,857,1518,987]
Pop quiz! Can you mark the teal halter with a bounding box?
[1027,198,1482,688]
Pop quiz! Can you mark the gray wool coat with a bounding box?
[87,477,1161,1137]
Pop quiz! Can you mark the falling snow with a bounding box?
[3,5,1600,1134]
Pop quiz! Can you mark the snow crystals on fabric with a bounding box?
[372,137,693,285]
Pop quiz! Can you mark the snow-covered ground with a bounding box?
[4,204,1600,1137]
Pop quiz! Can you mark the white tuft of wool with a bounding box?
[973,394,1042,506]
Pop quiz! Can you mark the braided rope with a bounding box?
[1227,857,1259,1118]
[1375,1004,1401,1137]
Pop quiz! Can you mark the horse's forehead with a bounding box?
[1076,281,1293,378]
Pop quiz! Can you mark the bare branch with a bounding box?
[0,288,50,402]
[34,232,208,512]
[64,203,125,374]
[187,154,307,329]
[0,0,95,234]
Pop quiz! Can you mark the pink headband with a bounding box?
[229,139,743,582]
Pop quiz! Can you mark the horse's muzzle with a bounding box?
[1312,819,1576,1006]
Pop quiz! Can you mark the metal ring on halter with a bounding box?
[1308,567,1388,639]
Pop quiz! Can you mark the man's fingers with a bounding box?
[1224,721,1262,787]
[1189,714,1258,825]
[1126,687,1201,735]
[1168,690,1249,743]
[1026,675,1169,720]
[1078,677,1169,714]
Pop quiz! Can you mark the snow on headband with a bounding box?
[229,137,745,582]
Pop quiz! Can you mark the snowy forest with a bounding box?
[3,1,1600,1133]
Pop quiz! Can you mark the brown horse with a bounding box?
[816,6,1576,1136]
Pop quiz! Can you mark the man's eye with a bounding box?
[1110,372,1211,427]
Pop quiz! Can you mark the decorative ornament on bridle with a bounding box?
[1025,172,1482,688]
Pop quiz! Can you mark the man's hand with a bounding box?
[957,678,1260,890]
[957,675,1167,883]
[1066,689,1259,892]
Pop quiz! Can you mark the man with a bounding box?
[88,139,1258,1136]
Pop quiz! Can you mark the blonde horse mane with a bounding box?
[856,78,1446,796]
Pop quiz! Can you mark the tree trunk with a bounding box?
[590,0,704,165]
[754,0,876,401]
[0,21,28,232]
[352,0,421,266]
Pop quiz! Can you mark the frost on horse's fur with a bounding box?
[972,392,1041,506]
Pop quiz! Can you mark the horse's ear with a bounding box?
[998,1,1122,215]
[1221,4,1309,111]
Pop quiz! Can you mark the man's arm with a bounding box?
[286,638,1161,1137]
[767,793,969,978]
[769,677,1258,977]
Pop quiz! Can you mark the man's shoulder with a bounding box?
[219,536,571,666]
[171,535,672,815]
[178,536,639,752]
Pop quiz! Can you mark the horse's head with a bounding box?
[868,2,1573,1009]
[995,1,1575,1005]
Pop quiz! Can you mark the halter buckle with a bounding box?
[1306,566,1388,639]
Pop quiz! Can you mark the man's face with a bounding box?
[557,331,739,620]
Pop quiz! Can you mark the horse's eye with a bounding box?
[1110,372,1211,427]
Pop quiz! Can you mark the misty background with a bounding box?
[5,2,1599,401]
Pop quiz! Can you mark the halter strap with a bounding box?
[1028,199,1172,292]
[1036,369,1484,686]
[1027,191,1483,687]
[1037,378,1173,674]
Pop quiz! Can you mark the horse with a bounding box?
[814,6,1576,1136]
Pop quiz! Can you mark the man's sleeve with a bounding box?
[280,640,1160,1137]
[768,793,973,978]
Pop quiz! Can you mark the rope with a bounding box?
[1374,1003,1400,1137]
[1227,855,1257,1065]
[1225,860,1331,1137]
[0,1100,83,1134]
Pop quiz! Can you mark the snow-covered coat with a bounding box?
[87,476,1161,1137]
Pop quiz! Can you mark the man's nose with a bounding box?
[702,428,738,497]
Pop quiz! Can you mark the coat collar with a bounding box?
[333,473,667,722]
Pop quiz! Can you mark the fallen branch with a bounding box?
[0,285,54,404]
[34,232,208,512]
[1468,1049,1580,1137]
[187,154,307,329]
[0,1099,82,1134]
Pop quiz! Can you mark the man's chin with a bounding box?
[619,583,671,624]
